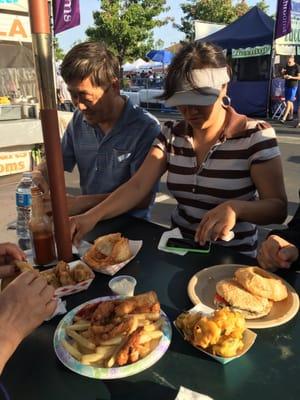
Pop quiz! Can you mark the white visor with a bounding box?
[165,67,230,107]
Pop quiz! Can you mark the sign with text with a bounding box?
[232,45,272,59]
[0,13,31,41]
[0,150,31,176]
[0,0,28,13]
[53,0,80,34]
[276,1,300,54]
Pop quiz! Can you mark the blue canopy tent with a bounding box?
[198,6,274,116]
[146,50,174,73]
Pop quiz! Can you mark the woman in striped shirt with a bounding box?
[70,42,287,257]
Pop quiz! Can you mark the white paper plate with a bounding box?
[187,264,299,329]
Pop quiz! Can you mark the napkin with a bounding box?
[158,228,188,256]
[45,298,67,321]
[175,386,213,400]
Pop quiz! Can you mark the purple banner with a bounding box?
[53,0,80,35]
[275,0,292,39]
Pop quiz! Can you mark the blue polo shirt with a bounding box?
[61,97,161,219]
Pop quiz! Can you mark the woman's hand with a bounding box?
[257,235,299,270]
[0,242,26,279]
[195,201,238,245]
[69,212,97,247]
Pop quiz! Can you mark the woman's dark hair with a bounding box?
[60,41,120,87]
[161,41,228,100]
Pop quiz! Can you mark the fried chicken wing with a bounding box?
[72,262,93,282]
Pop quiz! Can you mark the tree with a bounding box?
[86,0,171,68]
[235,0,249,17]
[255,0,269,14]
[176,0,271,41]
[175,0,237,41]
[53,37,64,61]
[154,39,165,50]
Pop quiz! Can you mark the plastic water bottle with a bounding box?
[16,171,33,250]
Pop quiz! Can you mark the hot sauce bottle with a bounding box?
[29,186,56,265]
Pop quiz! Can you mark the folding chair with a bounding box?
[271,96,286,120]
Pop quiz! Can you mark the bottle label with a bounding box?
[16,193,32,207]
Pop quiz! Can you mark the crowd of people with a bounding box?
[124,69,165,89]
[1,40,299,374]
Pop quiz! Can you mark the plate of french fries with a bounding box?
[53,291,172,379]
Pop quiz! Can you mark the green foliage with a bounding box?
[86,0,171,67]
[53,37,65,61]
[175,0,237,41]
[176,0,271,41]
[235,1,249,17]
[255,0,269,14]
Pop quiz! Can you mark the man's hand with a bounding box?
[32,170,49,194]
[195,201,237,245]
[257,235,299,270]
[69,212,97,247]
[0,242,26,278]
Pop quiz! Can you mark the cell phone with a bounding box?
[165,237,211,253]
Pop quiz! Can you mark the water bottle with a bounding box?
[16,171,33,250]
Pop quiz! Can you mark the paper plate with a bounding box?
[187,264,299,329]
[174,304,257,365]
[53,295,172,379]
[80,240,143,276]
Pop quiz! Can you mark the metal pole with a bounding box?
[28,0,73,262]
[266,3,278,119]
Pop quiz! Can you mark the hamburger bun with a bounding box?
[234,267,288,302]
[215,279,273,319]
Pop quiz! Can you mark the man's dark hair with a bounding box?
[60,41,120,87]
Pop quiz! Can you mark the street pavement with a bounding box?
[0,115,299,246]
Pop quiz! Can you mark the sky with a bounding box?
[57,0,276,54]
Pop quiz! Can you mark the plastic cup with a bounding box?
[108,275,137,297]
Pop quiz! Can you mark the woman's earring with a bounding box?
[221,95,231,107]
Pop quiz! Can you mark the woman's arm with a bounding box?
[70,146,167,244]
[233,156,287,224]
[196,157,287,244]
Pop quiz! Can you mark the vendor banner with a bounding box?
[53,0,80,35]
[0,150,31,177]
[276,1,300,54]
[275,0,292,39]
[232,45,271,59]
[0,13,31,42]
[0,0,28,12]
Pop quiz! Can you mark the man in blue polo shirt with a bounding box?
[34,41,160,220]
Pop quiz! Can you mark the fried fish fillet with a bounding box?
[14,260,34,272]
[114,291,159,316]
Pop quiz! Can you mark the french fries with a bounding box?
[61,293,164,368]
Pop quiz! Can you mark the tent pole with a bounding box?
[266,1,279,119]
[28,0,73,262]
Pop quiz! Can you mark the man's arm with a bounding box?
[66,190,152,216]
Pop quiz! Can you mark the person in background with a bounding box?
[69,41,287,258]
[56,72,75,112]
[257,192,300,270]
[33,41,160,220]
[0,242,56,374]
[280,55,300,124]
